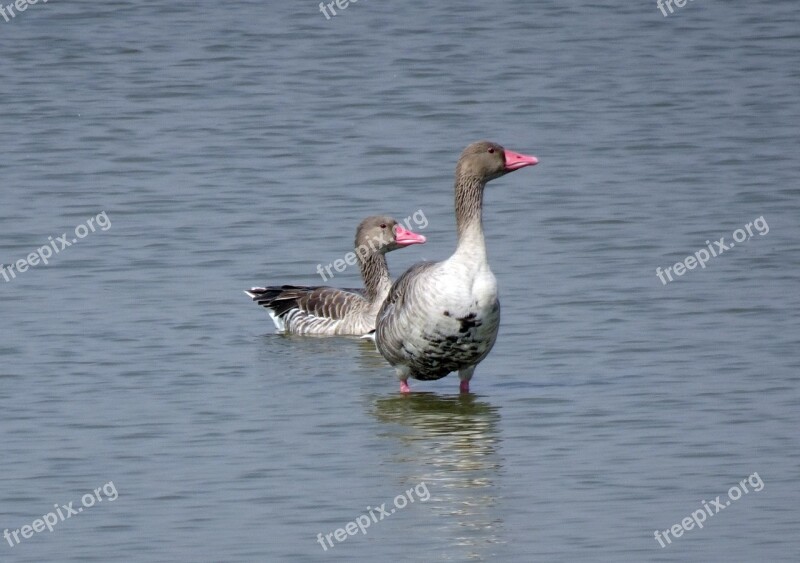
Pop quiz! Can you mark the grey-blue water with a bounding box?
[1,1,798,561]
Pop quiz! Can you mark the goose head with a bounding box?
[355,215,427,258]
[456,141,538,183]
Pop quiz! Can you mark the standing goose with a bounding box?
[245,216,426,336]
[375,141,538,393]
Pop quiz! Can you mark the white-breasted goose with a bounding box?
[375,141,538,392]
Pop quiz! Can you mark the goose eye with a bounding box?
[487,147,495,154]
[380,224,386,229]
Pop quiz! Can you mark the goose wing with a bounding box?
[245,285,367,333]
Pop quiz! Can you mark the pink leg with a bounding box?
[400,380,411,393]
[459,367,475,394]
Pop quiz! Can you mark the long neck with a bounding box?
[359,251,392,303]
[454,174,488,263]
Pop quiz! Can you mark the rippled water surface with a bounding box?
[1,1,799,561]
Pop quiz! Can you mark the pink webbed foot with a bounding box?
[400,380,411,394]
[459,380,470,393]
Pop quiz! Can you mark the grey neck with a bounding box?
[359,251,392,303]
[454,174,488,261]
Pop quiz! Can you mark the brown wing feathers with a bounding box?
[247,285,365,321]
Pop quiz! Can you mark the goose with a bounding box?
[375,141,538,393]
[245,216,426,336]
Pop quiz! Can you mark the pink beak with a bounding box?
[503,149,539,171]
[393,225,427,246]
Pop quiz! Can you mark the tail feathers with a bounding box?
[244,286,291,304]
[244,284,365,335]
[245,285,309,314]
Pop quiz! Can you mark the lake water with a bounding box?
[1,0,798,561]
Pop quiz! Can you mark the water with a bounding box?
[1,0,798,561]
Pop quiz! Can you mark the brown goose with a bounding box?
[375,141,538,392]
[245,216,426,336]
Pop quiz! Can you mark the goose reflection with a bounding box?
[370,392,504,559]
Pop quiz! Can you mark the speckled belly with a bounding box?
[403,301,501,380]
